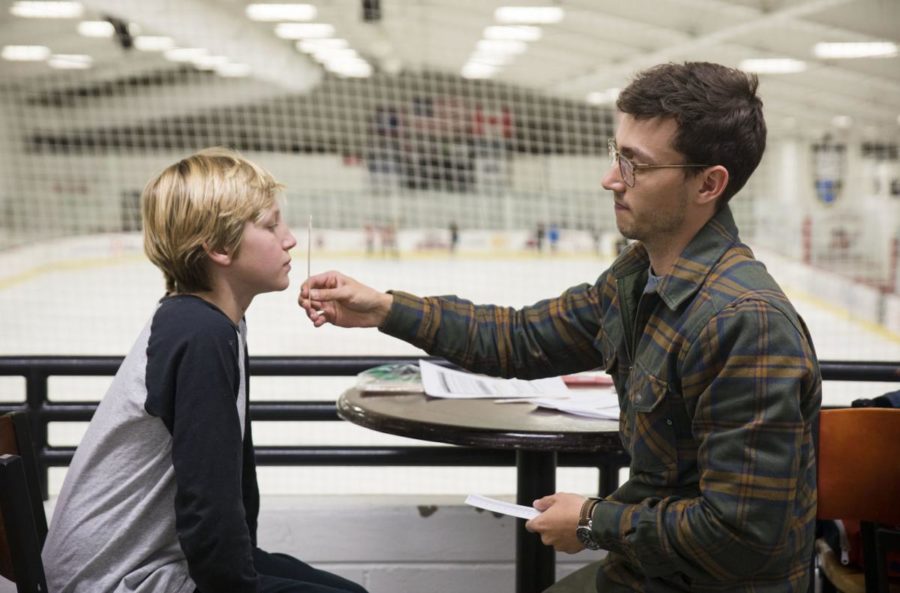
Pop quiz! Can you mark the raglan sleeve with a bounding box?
[146,319,258,592]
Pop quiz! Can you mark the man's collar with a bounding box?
[611,206,742,309]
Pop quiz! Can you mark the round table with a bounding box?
[337,389,622,593]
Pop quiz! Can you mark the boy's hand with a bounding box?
[300,271,393,328]
[525,492,587,554]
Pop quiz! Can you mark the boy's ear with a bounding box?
[203,242,233,267]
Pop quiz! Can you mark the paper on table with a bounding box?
[419,359,569,399]
[531,389,620,420]
[465,494,540,520]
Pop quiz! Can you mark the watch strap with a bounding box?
[579,497,600,525]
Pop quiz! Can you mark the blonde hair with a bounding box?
[141,147,284,294]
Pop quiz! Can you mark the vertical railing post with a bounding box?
[24,364,49,500]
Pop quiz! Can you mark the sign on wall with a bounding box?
[812,137,846,205]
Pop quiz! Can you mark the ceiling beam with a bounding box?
[78,0,322,94]
[549,0,857,96]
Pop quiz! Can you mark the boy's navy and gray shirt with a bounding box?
[43,295,260,593]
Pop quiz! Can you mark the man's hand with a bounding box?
[299,271,393,328]
[525,492,587,554]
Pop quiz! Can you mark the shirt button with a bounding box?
[635,394,642,402]
[666,419,673,426]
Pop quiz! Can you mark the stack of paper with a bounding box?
[419,359,568,399]
[527,390,619,420]
[418,359,620,419]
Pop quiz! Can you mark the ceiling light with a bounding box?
[462,62,497,79]
[246,3,316,21]
[164,47,208,62]
[11,1,83,18]
[495,6,564,24]
[297,38,348,52]
[739,58,807,74]
[586,88,620,105]
[311,48,358,62]
[192,55,230,70]
[275,23,335,39]
[483,25,542,41]
[470,52,513,66]
[217,62,251,77]
[832,115,852,128]
[814,41,898,59]
[134,36,175,52]
[2,45,51,61]
[48,53,92,69]
[77,20,113,37]
[328,60,371,78]
[325,55,367,68]
[476,39,527,55]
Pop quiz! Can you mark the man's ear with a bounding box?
[203,242,233,267]
[696,165,729,207]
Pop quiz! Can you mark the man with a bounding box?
[300,62,821,592]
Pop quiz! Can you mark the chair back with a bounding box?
[817,408,900,524]
[0,412,48,592]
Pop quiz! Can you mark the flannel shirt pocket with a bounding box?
[628,366,677,474]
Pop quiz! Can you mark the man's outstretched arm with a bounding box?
[300,270,393,328]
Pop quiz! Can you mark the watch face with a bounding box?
[576,526,601,550]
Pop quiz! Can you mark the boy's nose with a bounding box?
[284,231,298,250]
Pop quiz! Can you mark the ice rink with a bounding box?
[3,239,900,497]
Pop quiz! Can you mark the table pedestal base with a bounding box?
[516,450,557,593]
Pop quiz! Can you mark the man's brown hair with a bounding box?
[617,62,767,206]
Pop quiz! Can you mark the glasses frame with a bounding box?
[608,138,712,187]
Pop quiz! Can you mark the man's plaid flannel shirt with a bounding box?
[380,206,821,592]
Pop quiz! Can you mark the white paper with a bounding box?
[494,388,620,419]
[465,494,540,520]
[531,389,620,420]
[419,359,569,399]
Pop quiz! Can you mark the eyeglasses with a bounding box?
[608,138,712,187]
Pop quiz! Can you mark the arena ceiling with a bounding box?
[1,0,898,139]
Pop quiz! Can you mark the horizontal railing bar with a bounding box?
[0,356,897,381]
[40,446,626,467]
[815,361,900,382]
[0,355,451,377]
[0,402,342,422]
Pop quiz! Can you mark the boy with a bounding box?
[43,148,368,593]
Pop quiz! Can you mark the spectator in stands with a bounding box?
[548,222,560,253]
[449,220,460,253]
[535,221,546,252]
[364,222,376,255]
[300,62,821,592]
[380,223,399,259]
[44,148,368,593]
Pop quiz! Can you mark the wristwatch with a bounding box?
[576,497,602,550]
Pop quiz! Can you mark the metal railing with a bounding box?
[1,356,898,500]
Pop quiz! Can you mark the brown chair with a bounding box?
[0,412,48,593]
[816,408,900,593]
